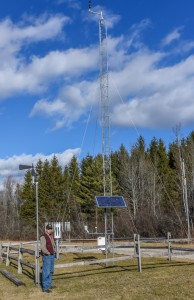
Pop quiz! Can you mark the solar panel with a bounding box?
[95,196,126,208]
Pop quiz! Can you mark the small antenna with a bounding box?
[88,0,101,17]
[88,0,92,11]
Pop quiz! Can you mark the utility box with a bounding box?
[97,236,105,251]
[64,222,71,232]
[54,222,61,239]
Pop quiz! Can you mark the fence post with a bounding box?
[56,239,60,260]
[167,232,172,262]
[0,242,3,262]
[35,241,40,286]
[6,242,11,266]
[18,243,23,274]
[134,234,142,272]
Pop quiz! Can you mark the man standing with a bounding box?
[40,223,56,293]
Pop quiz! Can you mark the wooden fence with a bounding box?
[0,241,40,285]
[1,233,194,285]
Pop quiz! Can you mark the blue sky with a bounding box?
[1,0,194,187]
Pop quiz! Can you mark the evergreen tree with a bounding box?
[38,159,52,224]
[112,145,130,195]
[157,139,169,179]
[157,139,175,211]
[79,154,98,220]
[148,137,158,164]
[49,156,64,219]
[66,156,81,229]
[20,170,36,227]
[62,165,71,220]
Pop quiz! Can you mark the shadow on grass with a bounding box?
[53,266,132,281]
[10,261,35,281]
[53,259,194,281]
[73,256,97,261]
[141,260,194,270]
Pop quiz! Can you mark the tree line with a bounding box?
[1,131,194,240]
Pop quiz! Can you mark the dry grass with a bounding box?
[1,252,194,300]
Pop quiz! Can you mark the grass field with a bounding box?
[0,252,194,300]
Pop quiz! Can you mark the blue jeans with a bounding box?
[42,255,54,291]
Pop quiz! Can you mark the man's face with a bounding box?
[47,228,53,234]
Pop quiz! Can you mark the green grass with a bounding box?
[0,252,194,300]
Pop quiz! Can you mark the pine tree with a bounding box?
[79,154,98,220]
[49,156,64,220]
[148,137,158,164]
[20,170,36,227]
[62,165,71,221]
[66,156,81,229]
[112,145,129,195]
[38,159,52,224]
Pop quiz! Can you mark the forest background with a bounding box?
[1,131,194,240]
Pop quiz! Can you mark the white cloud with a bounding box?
[0,21,98,98]
[110,53,194,129]
[174,40,194,54]
[1,13,194,132]
[104,10,121,29]
[0,14,70,97]
[0,148,81,190]
[56,0,81,9]
[27,46,98,81]
[32,45,194,130]
[161,27,183,47]
[0,14,69,49]
[127,19,151,49]
[30,79,99,129]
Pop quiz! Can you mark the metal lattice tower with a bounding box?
[89,1,112,197]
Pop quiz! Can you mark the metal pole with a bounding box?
[36,182,39,243]
[137,234,142,272]
[111,209,114,266]
[104,208,108,266]
[35,181,40,286]
[89,4,113,270]
[167,232,172,262]
[89,3,112,197]
[181,158,191,241]
[134,234,142,272]
[0,242,2,262]
[56,239,59,260]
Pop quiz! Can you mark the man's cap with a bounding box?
[46,223,53,229]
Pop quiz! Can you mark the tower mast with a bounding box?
[89,0,112,196]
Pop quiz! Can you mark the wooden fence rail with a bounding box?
[0,241,38,283]
[0,269,26,286]
[1,233,194,283]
